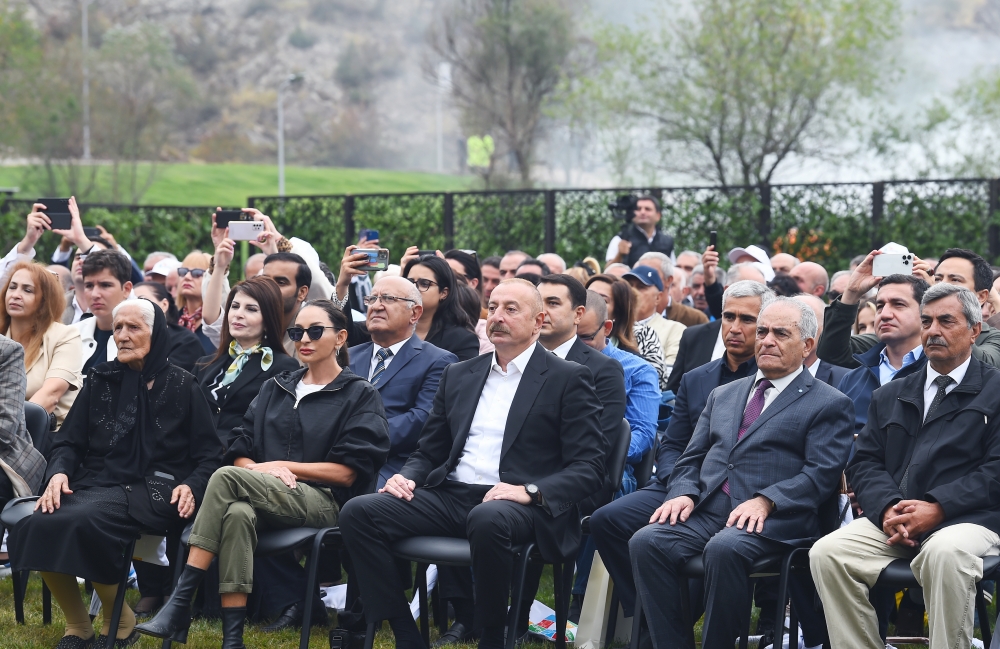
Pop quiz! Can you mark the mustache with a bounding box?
[926,336,948,346]
[488,324,510,334]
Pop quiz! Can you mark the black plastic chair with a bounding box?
[633,447,656,491]
[23,401,50,453]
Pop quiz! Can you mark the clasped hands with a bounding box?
[36,473,197,518]
[882,500,945,547]
[379,475,531,505]
[649,495,774,533]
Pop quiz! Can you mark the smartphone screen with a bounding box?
[216,210,249,228]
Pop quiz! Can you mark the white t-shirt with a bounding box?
[294,381,326,406]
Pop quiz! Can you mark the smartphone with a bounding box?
[359,248,390,271]
[359,228,380,242]
[228,221,265,241]
[216,210,250,228]
[872,253,914,276]
[38,198,71,230]
[83,226,101,238]
[417,250,438,258]
[709,231,718,249]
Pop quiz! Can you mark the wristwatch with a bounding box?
[525,484,542,506]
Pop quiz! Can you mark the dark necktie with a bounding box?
[898,375,954,498]
[370,347,393,385]
[722,379,773,496]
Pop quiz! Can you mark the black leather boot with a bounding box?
[221,607,249,649]
[134,565,206,644]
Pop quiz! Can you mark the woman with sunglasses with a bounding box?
[402,255,480,361]
[137,299,389,649]
[176,251,214,354]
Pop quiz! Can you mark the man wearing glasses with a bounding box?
[349,276,459,487]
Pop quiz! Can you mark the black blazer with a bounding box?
[849,356,1000,539]
[194,351,301,444]
[401,342,605,561]
[564,337,626,514]
[814,359,849,390]
[426,323,481,362]
[664,319,723,394]
[167,322,208,373]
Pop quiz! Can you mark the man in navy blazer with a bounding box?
[349,276,458,488]
[591,280,768,622]
[630,297,853,649]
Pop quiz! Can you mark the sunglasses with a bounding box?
[407,277,438,292]
[286,325,338,342]
[177,267,206,279]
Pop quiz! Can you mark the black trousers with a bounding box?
[339,481,536,629]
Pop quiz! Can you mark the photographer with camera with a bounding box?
[604,195,676,268]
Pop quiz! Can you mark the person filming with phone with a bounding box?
[604,195,676,268]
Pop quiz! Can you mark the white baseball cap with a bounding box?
[148,258,182,277]
[727,244,775,281]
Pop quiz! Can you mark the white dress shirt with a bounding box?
[549,335,577,360]
[806,358,821,377]
[711,326,725,361]
[369,338,409,381]
[450,344,537,485]
[923,356,970,420]
[745,366,804,414]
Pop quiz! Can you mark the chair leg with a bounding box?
[604,585,619,648]
[416,563,430,649]
[738,579,753,649]
[432,578,448,635]
[300,529,337,649]
[506,545,535,649]
[774,552,796,649]
[977,584,993,648]
[106,539,137,646]
[12,570,26,624]
[43,580,51,624]
[552,563,567,649]
[558,560,574,648]
[628,592,643,649]
[363,621,377,649]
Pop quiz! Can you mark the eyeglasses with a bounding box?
[177,267,206,279]
[407,277,438,292]
[286,325,338,342]
[74,253,88,263]
[577,328,602,342]
[363,294,417,307]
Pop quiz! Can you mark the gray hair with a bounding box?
[722,280,776,312]
[585,289,608,322]
[761,296,818,340]
[672,267,688,285]
[830,270,850,283]
[112,298,155,329]
[728,262,764,284]
[605,262,631,274]
[677,250,701,262]
[637,252,673,283]
[921,283,982,328]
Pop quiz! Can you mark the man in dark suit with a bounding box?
[629,297,853,649]
[591,280,769,622]
[793,293,849,388]
[663,319,722,394]
[340,279,605,649]
[349,276,459,487]
[812,284,1000,649]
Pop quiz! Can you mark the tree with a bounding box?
[428,0,577,185]
[583,0,899,187]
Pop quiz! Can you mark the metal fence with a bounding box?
[2,178,998,271]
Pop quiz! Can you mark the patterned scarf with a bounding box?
[219,340,273,388]
[178,306,202,332]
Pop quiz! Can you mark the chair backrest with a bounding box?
[634,446,657,490]
[23,401,50,453]
[818,490,846,535]
[608,419,631,492]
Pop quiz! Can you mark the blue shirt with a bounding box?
[602,344,660,493]
[877,345,924,386]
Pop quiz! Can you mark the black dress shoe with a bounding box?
[261,601,328,632]
[54,636,94,649]
[93,630,140,649]
[431,622,476,647]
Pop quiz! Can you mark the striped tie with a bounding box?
[722,379,773,496]
[371,347,393,385]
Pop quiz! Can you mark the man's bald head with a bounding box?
[374,275,422,306]
[727,263,765,285]
[367,275,424,345]
[789,261,829,298]
[770,253,800,275]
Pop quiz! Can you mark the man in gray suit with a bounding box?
[629,297,854,649]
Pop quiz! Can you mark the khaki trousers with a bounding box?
[810,517,999,649]
[188,466,340,593]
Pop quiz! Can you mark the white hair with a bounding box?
[722,280,776,311]
[112,298,155,329]
[637,251,674,284]
[922,283,982,328]
[761,296,818,340]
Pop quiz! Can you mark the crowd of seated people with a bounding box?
[4,190,1000,649]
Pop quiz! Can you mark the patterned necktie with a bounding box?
[370,347,393,385]
[722,379,773,496]
[898,375,954,498]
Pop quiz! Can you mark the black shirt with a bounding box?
[719,353,755,384]
[84,327,113,375]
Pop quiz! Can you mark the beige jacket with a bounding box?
[642,312,686,367]
[22,322,84,429]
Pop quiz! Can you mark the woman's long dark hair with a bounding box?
[300,299,350,368]
[402,255,472,340]
[205,276,288,367]
[134,281,180,325]
[585,274,639,355]
[444,249,482,295]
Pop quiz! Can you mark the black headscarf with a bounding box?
[92,299,173,487]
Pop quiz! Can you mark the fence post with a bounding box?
[757,184,772,249]
[443,193,455,251]
[990,179,1000,262]
[871,182,885,251]
[344,195,355,249]
[544,190,556,253]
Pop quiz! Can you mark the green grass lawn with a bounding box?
[0,163,472,207]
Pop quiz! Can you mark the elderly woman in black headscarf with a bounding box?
[9,299,223,649]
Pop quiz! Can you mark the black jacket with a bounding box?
[166,322,209,373]
[664,320,722,394]
[225,367,390,505]
[401,343,605,561]
[623,224,674,268]
[195,351,301,444]
[47,364,224,532]
[426,323,481,362]
[848,355,1000,539]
